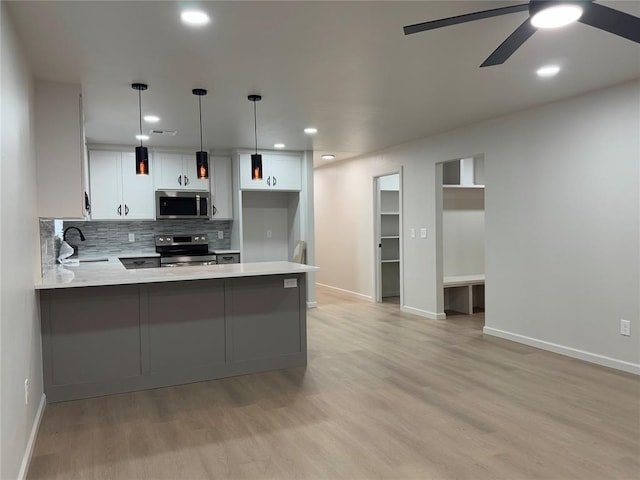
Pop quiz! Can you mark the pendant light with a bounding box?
[132,83,149,175]
[193,88,209,179]
[248,94,263,180]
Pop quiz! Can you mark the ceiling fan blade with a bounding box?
[578,2,640,44]
[480,19,537,67]
[403,3,529,35]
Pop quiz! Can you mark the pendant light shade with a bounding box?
[132,83,149,175]
[248,94,263,180]
[192,88,209,180]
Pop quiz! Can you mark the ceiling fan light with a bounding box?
[531,4,583,29]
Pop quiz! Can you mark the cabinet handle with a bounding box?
[273,176,277,186]
[133,260,145,266]
[117,205,122,216]
[178,175,182,186]
[84,192,90,214]
[267,176,271,187]
[125,205,129,216]
[184,175,190,186]
[212,204,217,216]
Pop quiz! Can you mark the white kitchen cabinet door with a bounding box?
[121,152,155,219]
[154,152,184,190]
[89,150,123,220]
[239,153,269,190]
[239,153,301,191]
[154,152,210,191]
[181,154,210,191]
[211,156,233,219]
[89,150,155,220]
[265,154,301,191]
[35,81,90,218]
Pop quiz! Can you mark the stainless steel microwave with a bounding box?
[156,190,210,219]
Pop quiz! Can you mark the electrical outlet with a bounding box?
[620,319,631,336]
[266,230,272,238]
[24,378,29,405]
[217,231,224,240]
[128,233,135,242]
[410,228,416,238]
[420,228,427,239]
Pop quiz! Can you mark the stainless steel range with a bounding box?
[155,234,217,267]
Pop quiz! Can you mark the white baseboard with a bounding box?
[307,301,317,309]
[315,283,373,301]
[401,305,446,320]
[18,393,46,480]
[483,327,640,375]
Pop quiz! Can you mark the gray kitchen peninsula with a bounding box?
[36,261,319,403]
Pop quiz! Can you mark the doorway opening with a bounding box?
[437,156,485,322]
[374,171,403,305]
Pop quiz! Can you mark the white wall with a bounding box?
[1,5,44,478]
[314,80,640,372]
[442,188,484,276]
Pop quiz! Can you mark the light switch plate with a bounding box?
[410,228,416,238]
[420,228,427,238]
[284,278,297,288]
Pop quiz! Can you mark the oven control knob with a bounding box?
[158,238,164,242]
[194,236,200,241]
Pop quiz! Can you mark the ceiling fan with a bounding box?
[403,0,640,67]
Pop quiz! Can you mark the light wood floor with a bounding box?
[28,286,640,480]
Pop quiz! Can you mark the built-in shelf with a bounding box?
[443,184,485,189]
[381,235,400,239]
[382,259,400,264]
[381,211,400,215]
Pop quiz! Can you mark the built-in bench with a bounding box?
[443,274,485,315]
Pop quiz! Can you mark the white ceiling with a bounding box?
[6,1,640,166]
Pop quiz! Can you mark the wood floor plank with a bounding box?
[28,285,640,479]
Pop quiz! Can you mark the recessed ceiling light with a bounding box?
[135,134,150,141]
[531,4,583,29]
[274,143,286,149]
[536,64,560,78]
[144,115,160,123]
[321,154,335,160]
[181,10,210,26]
[304,127,318,134]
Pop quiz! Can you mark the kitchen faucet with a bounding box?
[62,226,86,260]
[63,226,86,242]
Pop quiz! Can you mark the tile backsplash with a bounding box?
[40,219,233,271]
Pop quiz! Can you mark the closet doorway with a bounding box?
[374,171,403,304]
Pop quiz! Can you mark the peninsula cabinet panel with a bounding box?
[41,286,141,388]
[147,280,226,372]
[39,274,308,402]
[230,274,304,362]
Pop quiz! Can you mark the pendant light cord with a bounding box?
[253,100,258,154]
[199,96,204,151]
[138,89,143,147]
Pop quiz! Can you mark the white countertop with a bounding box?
[36,259,319,290]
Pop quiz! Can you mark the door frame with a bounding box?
[373,168,404,303]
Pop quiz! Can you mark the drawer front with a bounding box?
[120,257,161,269]
[216,253,240,264]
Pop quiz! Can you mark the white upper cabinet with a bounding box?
[210,156,233,219]
[35,80,89,218]
[154,152,209,191]
[89,150,155,220]
[239,153,301,191]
